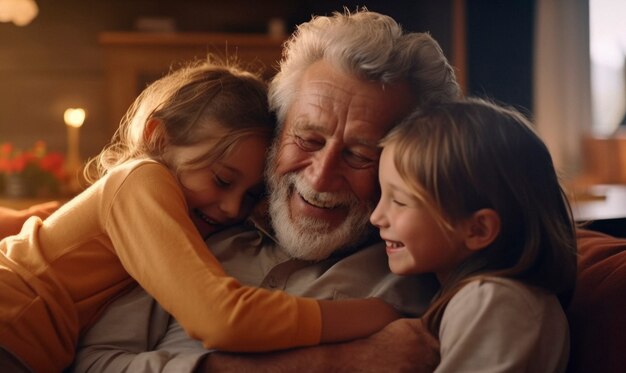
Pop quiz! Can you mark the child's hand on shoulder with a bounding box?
[25,201,61,219]
[0,201,61,238]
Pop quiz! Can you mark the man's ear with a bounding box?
[463,208,500,251]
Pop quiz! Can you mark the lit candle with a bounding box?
[64,108,86,193]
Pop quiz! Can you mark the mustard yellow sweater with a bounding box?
[0,160,320,373]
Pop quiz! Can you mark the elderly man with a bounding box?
[72,9,460,372]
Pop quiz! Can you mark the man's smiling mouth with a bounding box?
[298,192,341,209]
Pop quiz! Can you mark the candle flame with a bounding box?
[64,108,86,128]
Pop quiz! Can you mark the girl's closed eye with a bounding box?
[213,172,232,188]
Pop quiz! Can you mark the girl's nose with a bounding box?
[370,200,386,228]
[219,193,243,219]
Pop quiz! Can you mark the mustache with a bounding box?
[289,173,360,209]
[265,145,360,210]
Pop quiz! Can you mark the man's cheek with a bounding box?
[350,170,380,203]
[275,144,307,175]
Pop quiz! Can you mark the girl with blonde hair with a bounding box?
[0,60,397,373]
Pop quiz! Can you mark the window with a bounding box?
[590,0,626,136]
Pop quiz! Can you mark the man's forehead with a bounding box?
[296,61,385,102]
[305,65,413,112]
[284,60,416,141]
[291,116,385,147]
[294,81,385,112]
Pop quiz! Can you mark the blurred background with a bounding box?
[1,0,625,193]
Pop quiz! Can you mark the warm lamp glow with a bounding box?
[63,108,86,128]
[0,0,38,26]
[64,107,85,194]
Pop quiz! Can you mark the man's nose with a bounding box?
[306,145,344,191]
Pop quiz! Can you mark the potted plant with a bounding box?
[0,141,66,198]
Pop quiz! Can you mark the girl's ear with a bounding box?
[144,118,166,151]
[463,208,500,251]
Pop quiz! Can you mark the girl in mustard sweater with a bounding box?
[0,60,398,373]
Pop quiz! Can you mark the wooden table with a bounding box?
[570,184,626,237]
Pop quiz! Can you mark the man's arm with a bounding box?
[196,318,440,373]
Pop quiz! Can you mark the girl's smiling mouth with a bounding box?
[193,208,221,226]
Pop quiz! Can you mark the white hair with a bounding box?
[269,8,461,128]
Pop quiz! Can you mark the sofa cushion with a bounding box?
[567,228,626,372]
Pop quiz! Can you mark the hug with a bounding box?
[1,8,624,373]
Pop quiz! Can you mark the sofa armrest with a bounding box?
[567,229,626,372]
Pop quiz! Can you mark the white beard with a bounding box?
[267,169,374,262]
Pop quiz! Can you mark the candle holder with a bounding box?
[64,108,86,194]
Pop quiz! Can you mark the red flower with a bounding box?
[40,152,66,180]
[0,143,13,157]
[0,158,11,173]
[0,141,66,189]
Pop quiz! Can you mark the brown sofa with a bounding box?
[567,229,626,372]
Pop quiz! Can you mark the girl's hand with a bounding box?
[0,201,61,238]
[25,200,61,219]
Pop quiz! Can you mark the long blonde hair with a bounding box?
[382,98,577,336]
[85,59,274,183]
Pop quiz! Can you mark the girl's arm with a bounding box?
[105,163,395,352]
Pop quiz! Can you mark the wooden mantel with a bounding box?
[99,32,285,131]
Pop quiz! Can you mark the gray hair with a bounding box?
[269,8,462,127]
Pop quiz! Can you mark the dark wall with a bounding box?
[0,0,536,158]
[0,0,452,159]
[466,0,535,114]
[285,1,453,55]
